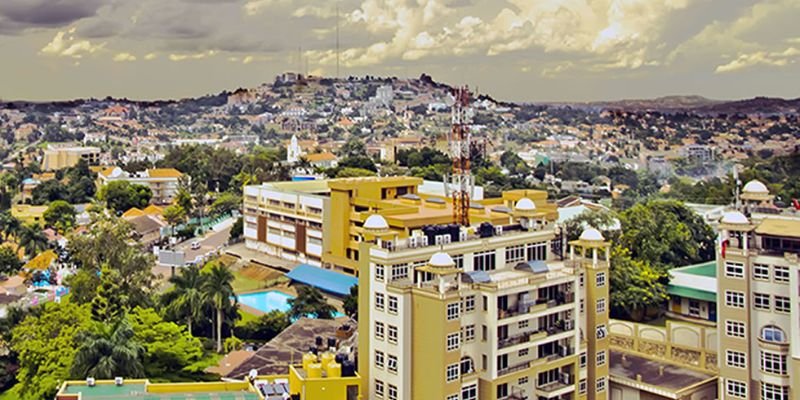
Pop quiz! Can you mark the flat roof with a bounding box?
[62,382,260,400]
[609,351,715,393]
[286,264,357,297]
[756,217,800,239]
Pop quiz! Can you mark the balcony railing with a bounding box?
[498,293,575,319]
[536,376,574,396]
[498,361,530,377]
[498,322,573,349]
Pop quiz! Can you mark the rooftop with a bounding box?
[672,261,716,277]
[609,351,715,393]
[755,217,800,239]
[58,381,260,400]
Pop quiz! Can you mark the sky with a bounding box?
[0,0,799,102]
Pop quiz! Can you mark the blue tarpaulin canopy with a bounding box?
[286,264,358,296]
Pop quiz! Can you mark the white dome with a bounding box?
[363,214,389,230]
[429,252,456,268]
[721,211,749,225]
[579,228,604,242]
[743,180,769,194]
[515,198,536,211]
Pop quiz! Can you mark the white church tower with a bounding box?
[287,135,302,163]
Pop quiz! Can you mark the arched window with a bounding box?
[761,325,786,343]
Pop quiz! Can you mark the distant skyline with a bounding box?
[1,0,799,102]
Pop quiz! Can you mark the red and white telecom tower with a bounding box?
[448,86,473,226]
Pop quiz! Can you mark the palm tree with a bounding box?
[0,211,20,242]
[288,286,336,320]
[162,265,206,334]
[17,224,47,258]
[71,319,144,379]
[201,264,235,353]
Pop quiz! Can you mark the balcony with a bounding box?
[498,293,574,320]
[498,361,530,377]
[536,376,574,398]
[498,322,573,349]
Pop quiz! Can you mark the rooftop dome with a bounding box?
[721,211,749,225]
[429,252,456,268]
[515,198,536,211]
[579,228,604,242]
[743,180,769,194]
[363,214,389,231]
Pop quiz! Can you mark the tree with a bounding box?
[70,319,145,380]
[97,181,152,214]
[161,265,206,334]
[335,167,376,178]
[229,217,243,242]
[0,247,22,276]
[288,286,336,320]
[90,265,126,322]
[0,211,20,242]
[201,263,236,353]
[562,209,620,242]
[128,307,203,377]
[234,310,290,341]
[342,284,358,317]
[17,224,47,258]
[609,246,668,321]
[209,192,241,216]
[43,200,76,233]
[11,302,91,400]
[163,204,187,227]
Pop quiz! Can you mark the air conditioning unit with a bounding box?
[560,372,570,384]
[115,377,124,386]
[442,235,452,244]
[435,235,444,245]
[459,230,468,242]
[408,237,418,248]
[495,226,503,236]
[87,377,96,387]
[421,236,429,246]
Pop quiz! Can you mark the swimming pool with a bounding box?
[237,290,345,318]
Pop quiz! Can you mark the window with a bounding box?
[446,363,459,382]
[375,322,385,340]
[761,351,787,375]
[388,295,398,314]
[375,264,385,281]
[518,348,529,357]
[518,319,529,329]
[446,333,460,351]
[596,377,606,392]
[527,242,547,260]
[390,264,408,281]
[596,350,606,366]
[596,272,606,287]
[761,326,786,343]
[754,263,770,280]
[754,293,771,310]
[725,290,745,308]
[762,383,790,400]
[518,376,529,385]
[688,300,701,317]
[462,325,475,342]
[726,320,746,338]
[446,395,459,400]
[463,295,476,313]
[387,354,398,373]
[388,384,398,400]
[388,325,398,344]
[597,298,606,314]
[579,379,587,394]
[375,351,384,368]
[461,384,477,400]
[725,262,744,278]
[726,379,747,398]
[596,324,607,340]
[506,244,525,263]
[496,383,508,398]
[774,265,789,283]
[473,250,496,271]
[375,293,385,310]
[375,380,384,398]
[775,296,791,313]
[447,302,460,320]
[726,350,746,368]
[579,353,587,368]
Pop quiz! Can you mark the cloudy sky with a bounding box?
[1,0,799,102]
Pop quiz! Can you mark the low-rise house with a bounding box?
[128,215,167,248]
[666,261,717,326]
[98,167,184,205]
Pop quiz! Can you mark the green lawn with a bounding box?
[231,269,267,293]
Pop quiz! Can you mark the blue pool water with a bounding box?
[237,290,344,318]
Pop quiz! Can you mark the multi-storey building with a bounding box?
[41,145,101,171]
[97,167,184,205]
[357,193,611,400]
[716,180,800,400]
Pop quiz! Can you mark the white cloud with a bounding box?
[169,50,216,61]
[113,52,136,62]
[40,28,104,58]
[144,53,157,60]
[715,48,798,73]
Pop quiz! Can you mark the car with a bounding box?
[190,241,201,250]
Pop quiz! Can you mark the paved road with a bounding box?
[174,223,233,262]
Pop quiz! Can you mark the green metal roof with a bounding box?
[672,261,716,278]
[667,284,717,303]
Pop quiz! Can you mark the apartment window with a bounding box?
[375,351,384,368]
[688,300,701,317]
[754,263,770,280]
[596,272,606,287]
[761,351,787,375]
[726,350,746,369]
[446,333,460,351]
[446,363,459,382]
[462,325,475,342]
[518,376,529,385]
[482,325,488,341]
[726,320,746,338]
[597,298,606,314]
[461,384,477,400]
[754,293,771,310]
[579,379,587,394]
[453,254,464,270]
[596,324,607,340]
[482,295,488,311]
[390,264,408,281]
[597,350,606,366]
[518,319,529,329]
[580,273,584,288]
[518,348,529,357]
[579,353,587,368]
[446,395,459,400]
[388,325,398,344]
[596,377,606,392]
[761,325,787,343]
[375,380,384,398]
[527,242,547,260]
[725,262,744,278]
[387,355,398,373]
[388,384,397,400]
[375,322,385,340]
[725,290,745,308]
[447,302,460,320]
[473,250,496,271]
[375,264,385,281]
[726,379,747,398]
[463,295,476,313]
[774,265,789,283]
[375,293,385,311]
[775,296,791,313]
[506,244,525,263]
[762,383,790,400]
[388,295,398,314]
[496,383,508,399]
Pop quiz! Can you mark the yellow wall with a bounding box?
[147,382,251,393]
[411,290,462,400]
[11,205,47,227]
[289,365,361,400]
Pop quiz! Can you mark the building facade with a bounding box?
[41,146,101,171]
[97,167,184,205]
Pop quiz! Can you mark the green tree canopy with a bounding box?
[163,204,187,226]
[0,246,23,276]
[288,286,336,320]
[209,192,241,216]
[17,224,48,258]
[43,200,76,233]
[342,284,358,317]
[609,246,668,320]
[161,265,206,334]
[128,307,203,377]
[97,181,152,214]
[201,263,236,353]
[70,319,145,380]
[234,310,290,342]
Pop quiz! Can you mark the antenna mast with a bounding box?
[449,86,473,226]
